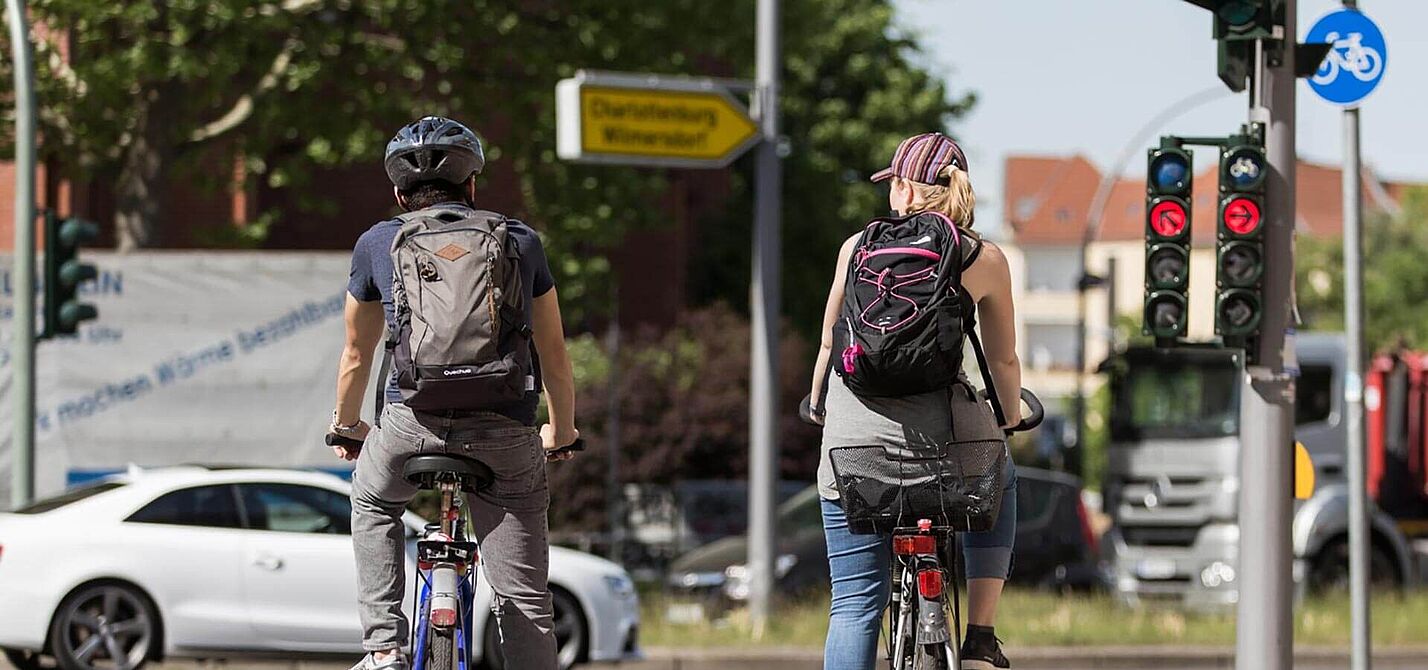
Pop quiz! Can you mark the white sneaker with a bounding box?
[349,651,408,670]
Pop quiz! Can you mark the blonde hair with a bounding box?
[896,165,976,228]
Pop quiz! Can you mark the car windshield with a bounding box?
[13,481,125,514]
[1112,355,1240,440]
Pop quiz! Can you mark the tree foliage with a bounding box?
[1296,186,1428,353]
[2,0,971,324]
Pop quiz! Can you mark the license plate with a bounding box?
[664,602,706,624]
[1136,558,1178,580]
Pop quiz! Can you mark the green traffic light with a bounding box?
[1217,289,1261,337]
[1217,1,1258,27]
[59,302,99,331]
[1144,291,1188,340]
[42,213,101,338]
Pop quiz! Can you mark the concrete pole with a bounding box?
[747,0,781,635]
[1235,4,1297,669]
[6,0,37,509]
[1343,83,1372,670]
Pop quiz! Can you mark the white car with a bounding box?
[0,466,640,670]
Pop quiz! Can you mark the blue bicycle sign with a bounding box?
[1306,9,1387,107]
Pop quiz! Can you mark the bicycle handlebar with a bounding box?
[795,387,1046,435]
[1006,388,1044,435]
[798,395,822,426]
[548,437,587,456]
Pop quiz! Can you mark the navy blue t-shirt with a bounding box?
[347,203,556,425]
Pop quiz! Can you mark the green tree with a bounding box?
[1296,186,1428,353]
[687,0,975,330]
[2,0,969,323]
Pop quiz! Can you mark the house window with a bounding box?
[1025,323,1080,371]
[1023,247,1081,292]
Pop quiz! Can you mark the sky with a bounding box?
[893,0,1428,236]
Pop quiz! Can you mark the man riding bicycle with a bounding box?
[329,116,579,670]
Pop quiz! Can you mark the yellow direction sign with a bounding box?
[557,71,760,168]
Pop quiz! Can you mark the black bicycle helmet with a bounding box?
[383,116,485,190]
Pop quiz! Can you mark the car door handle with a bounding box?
[253,555,284,571]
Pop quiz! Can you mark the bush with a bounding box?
[547,304,822,532]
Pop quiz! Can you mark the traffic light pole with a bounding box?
[6,0,37,510]
[1235,3,1297,669]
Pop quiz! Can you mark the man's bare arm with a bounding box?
[531,288,578,450]
[335,294,386,427]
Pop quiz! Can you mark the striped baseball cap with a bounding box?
[870,132,968,186]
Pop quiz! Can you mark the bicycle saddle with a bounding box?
[402,453,495,493]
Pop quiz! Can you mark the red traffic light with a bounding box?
[1149,199,1189,238]
[1222,196,1261,236]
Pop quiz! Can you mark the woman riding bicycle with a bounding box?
[808,132,1022,670]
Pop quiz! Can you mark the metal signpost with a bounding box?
[555,0,780,632]
[6,0,37,510]
[1307,6,1387,670]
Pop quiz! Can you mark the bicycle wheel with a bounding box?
[914,642,952,670]
[429,626,455,670]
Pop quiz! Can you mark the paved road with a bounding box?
[6,646,1427,670]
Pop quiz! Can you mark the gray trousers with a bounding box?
[351,402,557,669]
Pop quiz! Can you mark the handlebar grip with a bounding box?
[798,394,824,426]
[1006,389,1045,434]
[550,437,587,455]
[325,433,364,449]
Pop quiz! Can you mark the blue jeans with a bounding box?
[822,464,1016,670]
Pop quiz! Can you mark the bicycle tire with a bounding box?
[914,642,952,670]
[429,626,455,670]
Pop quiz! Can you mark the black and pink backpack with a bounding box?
[833,211,976,397]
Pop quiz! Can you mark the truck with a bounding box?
[1102,333,1428,608]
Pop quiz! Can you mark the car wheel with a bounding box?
[49,583,158,670]
[3,647,53,670]
[1309,539,1400,592]
[480,587,586,670]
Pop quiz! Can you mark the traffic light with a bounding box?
[1143,145,1193,342]
[43,211,100,338]
[1182,1,1286,91]
[1215,134,1267,341]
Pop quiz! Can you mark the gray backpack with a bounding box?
[389,204,532,410]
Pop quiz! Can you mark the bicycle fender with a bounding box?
[916,593,951,645]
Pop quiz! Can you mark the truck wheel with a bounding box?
[1309,539,1400,592]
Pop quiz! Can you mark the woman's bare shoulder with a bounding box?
[964,238,1011,299]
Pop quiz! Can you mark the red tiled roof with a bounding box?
[1006,155,1419,245]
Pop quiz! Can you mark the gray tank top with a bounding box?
[818,376,953,499]
[816,224,986,500]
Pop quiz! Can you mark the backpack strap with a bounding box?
[958,227,984,271]
[967,323,1009,429]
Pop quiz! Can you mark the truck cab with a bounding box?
[1103,333,1426,608]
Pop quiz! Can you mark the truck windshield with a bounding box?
[1112,358,1240,440]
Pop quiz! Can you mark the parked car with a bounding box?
[0,466,640,670]
[665,467,1105,620]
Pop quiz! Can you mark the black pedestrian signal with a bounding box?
[1215,137,1267,340]
[43,211,100,338]
[1144,146,1194,342]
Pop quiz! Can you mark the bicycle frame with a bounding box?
[411,482,480,670]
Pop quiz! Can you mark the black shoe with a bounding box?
[960,633,1010,669]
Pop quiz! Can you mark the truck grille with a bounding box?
[1121,525,1200,547]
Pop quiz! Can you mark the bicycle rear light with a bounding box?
[893,534,936,555]
[917,569,945,599]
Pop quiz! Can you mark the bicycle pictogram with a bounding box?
[1306,8,1387,107]
[1312,31,1384,86]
